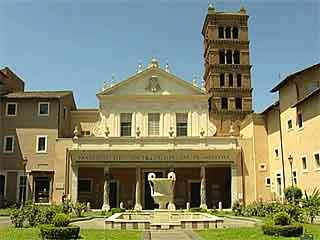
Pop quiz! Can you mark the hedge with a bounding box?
[262,221,303,237]
[111,208,125,215]
[39,224,80,240]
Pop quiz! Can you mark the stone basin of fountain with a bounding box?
[105,210,224,230]
[105,172,223,230]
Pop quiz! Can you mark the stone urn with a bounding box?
[148,172,176,210]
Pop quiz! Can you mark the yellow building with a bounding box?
[0,6,319,209]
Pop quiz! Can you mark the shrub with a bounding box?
[39,224,80,240]
[24,203,41,227]
[72,202,87,217]
[39,206,58,225]
[9,208,25,228]
[262,220,303,237]
[232,200,244,216]
[302,188,320,223]
[111,208,126,215]
[52,213,70,227]
[61,199,72,214]
[284,186,303,203]
[274,212,291,226]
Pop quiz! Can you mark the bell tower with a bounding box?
[202,4,253,136]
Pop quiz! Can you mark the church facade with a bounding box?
[0,5,319,210]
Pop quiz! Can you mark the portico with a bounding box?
[67,137,241,210]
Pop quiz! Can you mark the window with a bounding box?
[276,173,282,198]
[232,27,239,39]
[292,171,297,185]
[220,73,225,87]
[18,175,27,203]
[275,149,279,158]
[38,102,50,116]
[120,113,132,136]
[235,97,242,110]
[176,113,188,137]
[218,26,224,39]
[259,163,266,171]
[314,153,320,169]
[297,112,303,128]
[287,119,293,130]
[225,27,231,39]
[237,74,242,87]
[78,179,92,193]
[36,136,47,153]
[226,50,233,64]
[148,113,160,136]
[3,136,14,153]
[63,107,68,120]
[302,156,307,171]
[233,50,240,64]
[0,175,5,197]
[219,50,225,64]
[221,97,228,110]
[228,74,233,87]
[6,103,17,116]
[265,177,271,187]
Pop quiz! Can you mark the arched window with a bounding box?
[229,74,233,87]
[225,27,231,39]
[235,97,242,110]
[226,50,233,64]
[221,97,228,110]
[232,27,239,39]
[219,50,225,64]
[218,26,224,39]
[237,74,242,87]
[233,50,240,64]
[220,73,225,87]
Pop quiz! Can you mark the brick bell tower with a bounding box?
[202,4,253,136]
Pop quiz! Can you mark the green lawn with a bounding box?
[0,227,142,240]
[197,224,320,240]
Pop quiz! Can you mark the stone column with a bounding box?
[231,166,238,207]
[71,165,78,204]
[134,167,142,211]
[102,167,111,211]
[200,166,207,209]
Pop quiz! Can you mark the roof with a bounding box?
[3,91,73,99]
[261,101,279,115]
[291,87,320,108]
[270,63,320,93]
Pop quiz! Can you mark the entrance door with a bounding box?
[144,172,163,210]
[110,181,118,208]
[190,182,201,208]
[35,176,50,203]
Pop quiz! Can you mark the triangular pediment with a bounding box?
[97,67,205,97]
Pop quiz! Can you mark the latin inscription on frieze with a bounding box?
[75,151,232,162]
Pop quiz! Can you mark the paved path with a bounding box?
[0,217,11,228]
[73,218,105,229]
[151,231,192,240]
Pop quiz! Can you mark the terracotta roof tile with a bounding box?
[4,91,73,99]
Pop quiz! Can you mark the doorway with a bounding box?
[35,176,51,203]
[144,171,163,210]
[110,181,119,208]
[189,181,201,208]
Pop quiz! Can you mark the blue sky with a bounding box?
[0,0,319,112]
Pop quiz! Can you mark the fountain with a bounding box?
[105,171,223,230]
[148,172,176,210]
